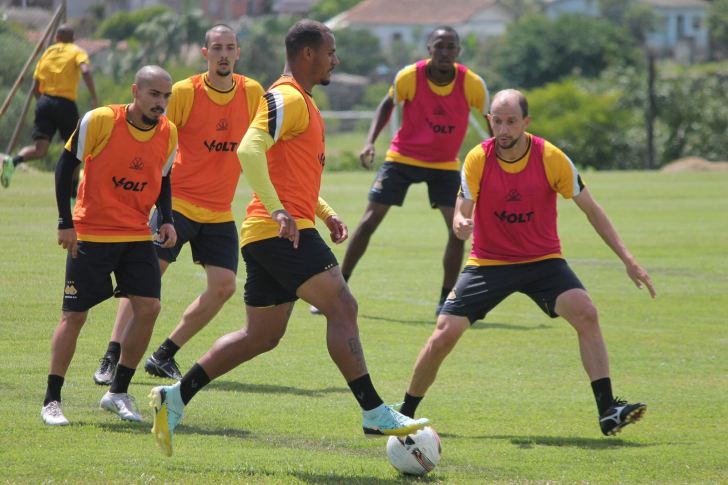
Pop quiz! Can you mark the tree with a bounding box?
[707,0,728,58]
[332,28,383,75]
[95,5,172,42]
[309,0,363,21]
[488,13,642,89]
[134,9,211,64]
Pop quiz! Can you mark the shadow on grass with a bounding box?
[361,314,553,331]
[206,380,349,397]
[438,432,652,449]
[89,420,252,439]
[290,471,438,484]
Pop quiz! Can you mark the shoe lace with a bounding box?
[46,401,64,417]
[613,396,628,406]
[98,358,114,373]
[118,394,141,415]
[381,407,414,428]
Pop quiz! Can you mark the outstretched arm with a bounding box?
[360,93,395,170]
[80,63,99,109]
[573,187,656,297]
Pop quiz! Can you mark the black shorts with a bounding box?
[241,229,339,307]
[368,161,461,208]
[62,240,161,313]
[151,209,239,274]
[32,94,80,142]
[441,259,586,324]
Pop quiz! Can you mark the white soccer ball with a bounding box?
[386,426,442,476]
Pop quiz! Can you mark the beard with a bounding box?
[216,68,231,77]
[497,135,520,150]
[141,113,160,127]
[320,78,331,86]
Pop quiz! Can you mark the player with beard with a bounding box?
[148,20,429,457]
[396,89,655,437]
[308,26,491,316]
[91,25,265,385]
[42,66,178,425]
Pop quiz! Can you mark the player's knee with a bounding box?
[573,303,599,332]
[135,300,162,321]
[211,279,236,303]
[62,311,87,328]
[429,328,459,356]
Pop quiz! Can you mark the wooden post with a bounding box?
[645,48,656,170]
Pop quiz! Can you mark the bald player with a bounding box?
[2,24,98,189]
[396,89,655,437]
[311,26,491,316]
[92,24,265,386]
[41,66,178,426]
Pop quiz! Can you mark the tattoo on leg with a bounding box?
[286,302,294,319]
[328,266,341,279]
[347,336,366,374]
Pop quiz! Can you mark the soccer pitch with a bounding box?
[1,170,726,484]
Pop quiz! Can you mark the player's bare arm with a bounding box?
[573,187,656,298]
[360,94,395,169]
[325,215,348,244]
[158,223,177,248]
[272,209,300,248]
[453,196,475,240]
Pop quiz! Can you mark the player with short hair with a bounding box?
[92,24,265,386]
[41,66,177,426]
[396,89,655,437]
[148,19,429,457]
[310,26,490,315]
[2,24,98,189]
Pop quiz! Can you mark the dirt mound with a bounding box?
[661,157,728,172]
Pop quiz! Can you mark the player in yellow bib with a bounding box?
[92,25,265,386]
[2,24,98,190]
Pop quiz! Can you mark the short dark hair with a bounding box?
[285,19,332,59]
[492,89,529,118]
[204,24,237,48]
[429,25,460,44]
[56,24,74,43]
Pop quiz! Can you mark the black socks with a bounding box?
[180,363,211,405]
[591,377,614,415]
[347,374,384,411]
[400,392,424,418]
[153,338,180,361]
[104,341,121,364]
[44,374,64,406]
[110,364,135,394]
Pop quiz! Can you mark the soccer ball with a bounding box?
[386,426,442,476]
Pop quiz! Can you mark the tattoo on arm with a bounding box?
[347,336,366,374]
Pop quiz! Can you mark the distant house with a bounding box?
[326,0,516,47]
[271,0,320,16]
[543,0,709,60]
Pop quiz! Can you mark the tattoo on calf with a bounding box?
[347,336,366,374]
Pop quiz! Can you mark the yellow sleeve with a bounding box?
[237,127,284,215]
[249,84,311,141]
[459,145,486,204]
[64,107,116,160]
[33,50,48,80]
[542,140,585,199]
[244,77,265,125]
[463,69,489,114]
[315,197,337,221]
[165,78,194,129]
[390,64,417,105]
[75,46,89,66]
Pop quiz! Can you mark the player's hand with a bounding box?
[58,228,78,258]
[325,215,348,244]
[158,223,177,248]
[273,209,299,248]
[360,143,376,170]
[626,260,656,298]
[454,218,474,240]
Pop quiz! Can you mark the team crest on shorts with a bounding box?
[373,178,383,190]
[64,283,78,298]
[447,288,457,300]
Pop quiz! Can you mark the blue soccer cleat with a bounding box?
[149,382,185,456]
[362,403,430,436]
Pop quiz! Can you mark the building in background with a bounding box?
[326,0,515,47]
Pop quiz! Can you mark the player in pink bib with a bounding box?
[396,90,657,437]
[308,26,491,316]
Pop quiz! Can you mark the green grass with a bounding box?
[1,169,727,484]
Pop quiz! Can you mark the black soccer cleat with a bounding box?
[144,355,183,380]
[599,398,646,436]
[93,357,117,386]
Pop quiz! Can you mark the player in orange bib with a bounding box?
[41,66,178,426]
[396,90,656,437]
[148,20,429,458]
[92,25,264,386]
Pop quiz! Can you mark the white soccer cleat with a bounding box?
[41,401,69,426]
[309,305,322,315]
[100,391,143,422]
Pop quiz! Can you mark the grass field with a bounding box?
[1,169,727,484]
